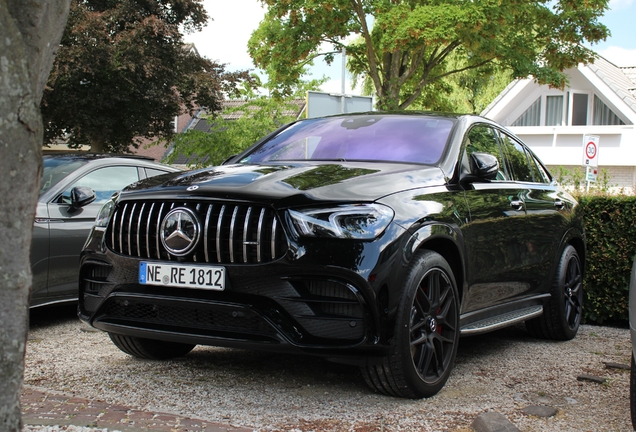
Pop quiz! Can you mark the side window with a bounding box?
[463,125,509,181]
[498,132,533,182]
[57,166,140,204]
[145,167,171,178]
[527,152,551,184]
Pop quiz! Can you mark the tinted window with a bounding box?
[40,157,88,196]
[58,166,140,203]
[498,133,533,182]
[146,167,171,178]
[241,115,455,165]
[527,152,551,184]
[463,125,509,181]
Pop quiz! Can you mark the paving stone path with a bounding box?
[21,386,252,432]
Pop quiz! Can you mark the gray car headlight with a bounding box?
[288,204,394,239]
[94,197,116,228]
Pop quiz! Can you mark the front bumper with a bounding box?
[79,224,406,359]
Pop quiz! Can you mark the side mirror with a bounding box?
[468,152,499,181]
[70,186,96,210]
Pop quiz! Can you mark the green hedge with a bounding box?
[578,195,636,325]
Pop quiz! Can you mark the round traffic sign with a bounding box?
[585,142,597,159]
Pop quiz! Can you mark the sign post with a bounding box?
[582,135,599,192]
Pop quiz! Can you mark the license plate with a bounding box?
[139,262,225,290]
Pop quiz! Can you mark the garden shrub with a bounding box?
[577,195,636,325]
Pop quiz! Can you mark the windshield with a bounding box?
[241,115,455,165]
[40,157,88,196]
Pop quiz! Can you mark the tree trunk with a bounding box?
[90,136,106,153]
[0,0,70,430]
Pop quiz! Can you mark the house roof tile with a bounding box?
[586,55,636,113]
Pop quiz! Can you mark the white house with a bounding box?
[482,55,636,191]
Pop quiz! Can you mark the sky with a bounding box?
[184,0,636,96]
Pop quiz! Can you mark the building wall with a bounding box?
[546,164,635,194]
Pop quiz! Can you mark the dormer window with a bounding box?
[545,95,564,126]
[512,98,541,126]
[512,92,626,126]
[593,95,625,125]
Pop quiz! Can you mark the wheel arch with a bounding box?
[403,223,465,304]
[567,234,586,279]
[552,227,586,283]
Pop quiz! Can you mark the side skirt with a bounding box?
[460,305,543,336]
[459,294,550,336]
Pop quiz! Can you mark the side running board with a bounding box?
[460,305,543,336]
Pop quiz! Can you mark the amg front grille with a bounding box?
[105,200,288,264]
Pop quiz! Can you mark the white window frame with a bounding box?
[542,92,566,126]
[567,90,592,126]
[511,90,567,127]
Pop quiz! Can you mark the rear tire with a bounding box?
[109,333,195,360]
[526,245,582,340]
[361,250,460,398]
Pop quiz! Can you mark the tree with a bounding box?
[42,0,252,153]
[1,1,71,429]
[409,60,514,114]
[166,77,324,168]
[350,47,513,114]
[248,0,610,110]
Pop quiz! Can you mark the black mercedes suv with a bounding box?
[79,113,585,398]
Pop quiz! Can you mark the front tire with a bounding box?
[526,245,583,340]
[361,250,460,398]
[109,333,195,360]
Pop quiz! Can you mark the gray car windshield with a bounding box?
[241,115,455,165]
[40,157,88,196]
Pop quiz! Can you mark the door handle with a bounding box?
[510,200,524,211]
[554,199,565,209]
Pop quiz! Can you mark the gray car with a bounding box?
[31,153,180,308]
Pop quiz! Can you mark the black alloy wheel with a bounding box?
[526,245,583,340]
[409,264,458,386]
[361,250,460,398]
[562,248,583,331]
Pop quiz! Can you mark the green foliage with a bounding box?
[415,59,513,114]
[577,195,636,325]
[42,0,251,153]
[351,45,514,114]
[249,0,609,111]
[554,166,616,194]
[553,166,586,192]
[166,78,323,168]
[598,168,612,193]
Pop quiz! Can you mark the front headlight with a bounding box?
[94,197,116,228]
[288,203,394,239]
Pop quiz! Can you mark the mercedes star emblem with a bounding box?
[160,208,200,256]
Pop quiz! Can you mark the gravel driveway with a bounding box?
[24,305,632,431]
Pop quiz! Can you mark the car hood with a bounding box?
[122,162,446,207]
